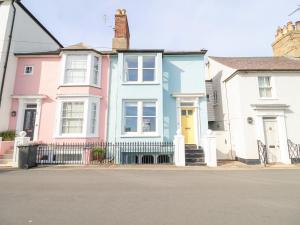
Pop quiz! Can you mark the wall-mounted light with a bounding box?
[247,117,253,124]
[11,111,16,117]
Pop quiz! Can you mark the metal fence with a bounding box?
[36,142,174,165]
[257,140,267,166]
[287,139,300,164]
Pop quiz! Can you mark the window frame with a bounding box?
[123,54,157,84]
[258,76,273,98]
[122,100,158,136]
[24,65,34,75]
[55,97,100,138]
[61,52,101,87]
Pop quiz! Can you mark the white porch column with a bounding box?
[203,130,217,167]
[277,115,291,164]
[12,131,30,168]
[174,129,185,166]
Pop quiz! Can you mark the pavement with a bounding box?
[0,167,300,225]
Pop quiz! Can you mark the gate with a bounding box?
[257,140,268,166]
[287,139,300,164]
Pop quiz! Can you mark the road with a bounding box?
[0,167,299,225]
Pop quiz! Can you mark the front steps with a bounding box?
[185,144,206,166]
[0,151,13,167]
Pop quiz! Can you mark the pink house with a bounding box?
[8,43,110,143]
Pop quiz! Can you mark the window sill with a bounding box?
[122,82,160,85]
[54,134,99,139]
[258,98,278,100]
[58,84,101,89]
[120,133,161,138]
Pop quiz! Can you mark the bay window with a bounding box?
[57,97,100,137]
[61,102,84,134]
[124,55,156,83]
[62,53,101,86]
[123,100,157,135]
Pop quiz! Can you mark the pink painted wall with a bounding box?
[0,140,14,155]
[9,55,110,143]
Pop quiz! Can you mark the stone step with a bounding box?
[0,153,13,159]
[0,158,13,164]
[185,157,205,163]
[185,149,204,154]
[185,152,205,158]
[186,162,207,166]
[185,144,198,150]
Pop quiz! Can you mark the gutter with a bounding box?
[0,0,16,106]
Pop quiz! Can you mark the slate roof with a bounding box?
[210,56,300,71]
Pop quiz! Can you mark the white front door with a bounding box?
[263,117,280,163]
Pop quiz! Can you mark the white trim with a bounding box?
[15,98,42,142]
[121,99,158,136]
[172,93,205,98]
[12,95,47,99]
[54,96,100,138]
[56,94,102,99]
[23,65,34,75]
[122,54,158,84]
[253,107,291,164]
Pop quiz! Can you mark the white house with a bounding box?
[207,56,300,164]
[0,0,62,131]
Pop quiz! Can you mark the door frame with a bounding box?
[262,117,280,163]
[252,104,291,164]
[14,96,44,142]
[174,96,201,147]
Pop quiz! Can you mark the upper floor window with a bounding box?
[65,55,87,84]
[124,55,156,83]
[62,53,101,86]
[24,65,33,75]
[258,76,272,98]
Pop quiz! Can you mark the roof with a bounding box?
[16,1,63,48]
[62,43,103,55]
[117,49,207,55]
[14,50,60,56]
[209,56,300,71]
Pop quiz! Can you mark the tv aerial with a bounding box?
[289,5,300,16]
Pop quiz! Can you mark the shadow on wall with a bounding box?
[212,70,225,131]
[162,60,183,141]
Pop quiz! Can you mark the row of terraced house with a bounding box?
[1,0,300,166]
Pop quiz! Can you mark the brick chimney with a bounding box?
[272,21,300,57]
[112,9,130,51]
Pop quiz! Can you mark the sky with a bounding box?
[22,0,300,57]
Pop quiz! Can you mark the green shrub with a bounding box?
[92,147,106,158]
[0,130,16,141]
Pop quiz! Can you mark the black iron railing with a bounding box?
[257,140,268,166]
[36,142,174,165]
[287,139,300,164]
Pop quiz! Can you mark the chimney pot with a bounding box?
[121,9,126,15]
[296,21,300,31]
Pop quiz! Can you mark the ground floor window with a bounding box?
[57,97,100,137]
[123,100,157,135]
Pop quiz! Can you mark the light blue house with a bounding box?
[107,49,208,163]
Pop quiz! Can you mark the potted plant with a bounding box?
[0,130,16,141]
[92,147,106,162]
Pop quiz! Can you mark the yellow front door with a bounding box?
[181,108,195,144]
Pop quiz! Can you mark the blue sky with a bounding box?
[23,0,300,56]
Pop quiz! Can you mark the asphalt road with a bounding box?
[0,168,300,225]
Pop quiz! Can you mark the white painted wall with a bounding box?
[0,1,61,131]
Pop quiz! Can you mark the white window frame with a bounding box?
[24,65,34,75]
[122,100,158,136]
[60,52,101,87]
[55,96,100,138]
[258,76,273,99]
[123,54,158,84]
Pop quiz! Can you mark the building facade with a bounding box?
[8,44,110,143]
[0,0,62,132]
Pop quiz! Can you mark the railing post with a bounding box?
[174,129,185,166]
[12,131,30,168]
[203,129,217,167]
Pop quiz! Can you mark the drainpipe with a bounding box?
[224,81,234,160]
[0,0,16,106]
